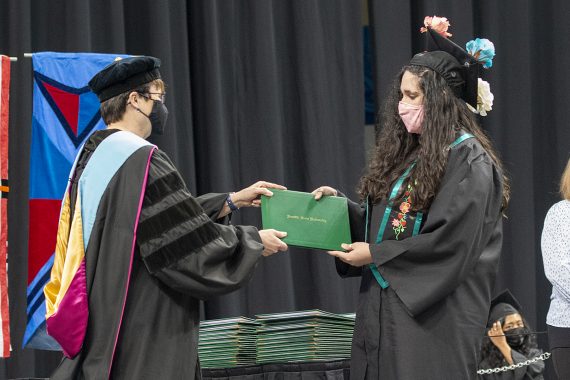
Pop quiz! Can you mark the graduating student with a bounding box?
[44,56,288,379]
[479,290,545,379]
[313,17,509,379]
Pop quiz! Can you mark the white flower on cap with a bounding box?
[467,78,494,116]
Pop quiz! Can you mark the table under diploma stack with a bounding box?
[198,317,260,368]
[255,310,355,364]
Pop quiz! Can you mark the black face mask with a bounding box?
[505,327,527,348]
[147,100,169,136]
[134,99,169,136]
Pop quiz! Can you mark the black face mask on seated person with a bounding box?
[505,327,528,348]
[133,99,169,136]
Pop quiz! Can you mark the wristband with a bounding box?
[226,193,239,212]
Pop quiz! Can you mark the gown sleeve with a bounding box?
[334,192,366,278]
[136,149,264,299]
[371,143,504,316]
[511,348,545,379]
[477,358,500,380]
[478,348,544,380]
[195,192,230,221]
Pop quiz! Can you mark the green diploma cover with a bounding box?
[261,189,352,250]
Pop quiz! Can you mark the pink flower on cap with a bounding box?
[420,16,452,38]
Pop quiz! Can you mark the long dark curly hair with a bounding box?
[480,316,538,367]
[358,65,510,212]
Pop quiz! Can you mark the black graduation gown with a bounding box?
[337,137,504,380]
[478,348,545,380]
[50,130,264,380]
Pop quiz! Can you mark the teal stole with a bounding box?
[367,133,474,289]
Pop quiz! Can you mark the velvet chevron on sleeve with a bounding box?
[137,149,264,299]
[138,150,221,274]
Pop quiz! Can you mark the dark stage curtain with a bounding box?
[186,0,364,318]
[368,1,570,378]
[0,0,363,378]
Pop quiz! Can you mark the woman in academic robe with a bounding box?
[313,18,509,380]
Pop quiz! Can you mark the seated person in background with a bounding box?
[479,290,544,379]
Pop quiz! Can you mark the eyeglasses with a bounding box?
[138,92,166,103]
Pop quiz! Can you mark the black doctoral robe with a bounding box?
[337,137,504,380]
[50,130,264,379]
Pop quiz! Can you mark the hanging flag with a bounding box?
[0,55,12,357]
[25,52,128,350]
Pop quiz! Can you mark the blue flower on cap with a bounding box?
[466,38,495,68]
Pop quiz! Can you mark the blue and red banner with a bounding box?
[25,52,127,349]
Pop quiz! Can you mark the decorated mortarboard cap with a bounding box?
[487,289,522,327]
[410,50,465,99]
[409,16,496,115]
[411,28,479,108]
[428,28,479,108]
[88,56,161,102]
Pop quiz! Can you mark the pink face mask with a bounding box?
[398,101,424,134]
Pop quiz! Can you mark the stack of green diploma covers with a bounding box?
[255,310,355,364]
[261,189,352,251]
[198,317,260,368]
